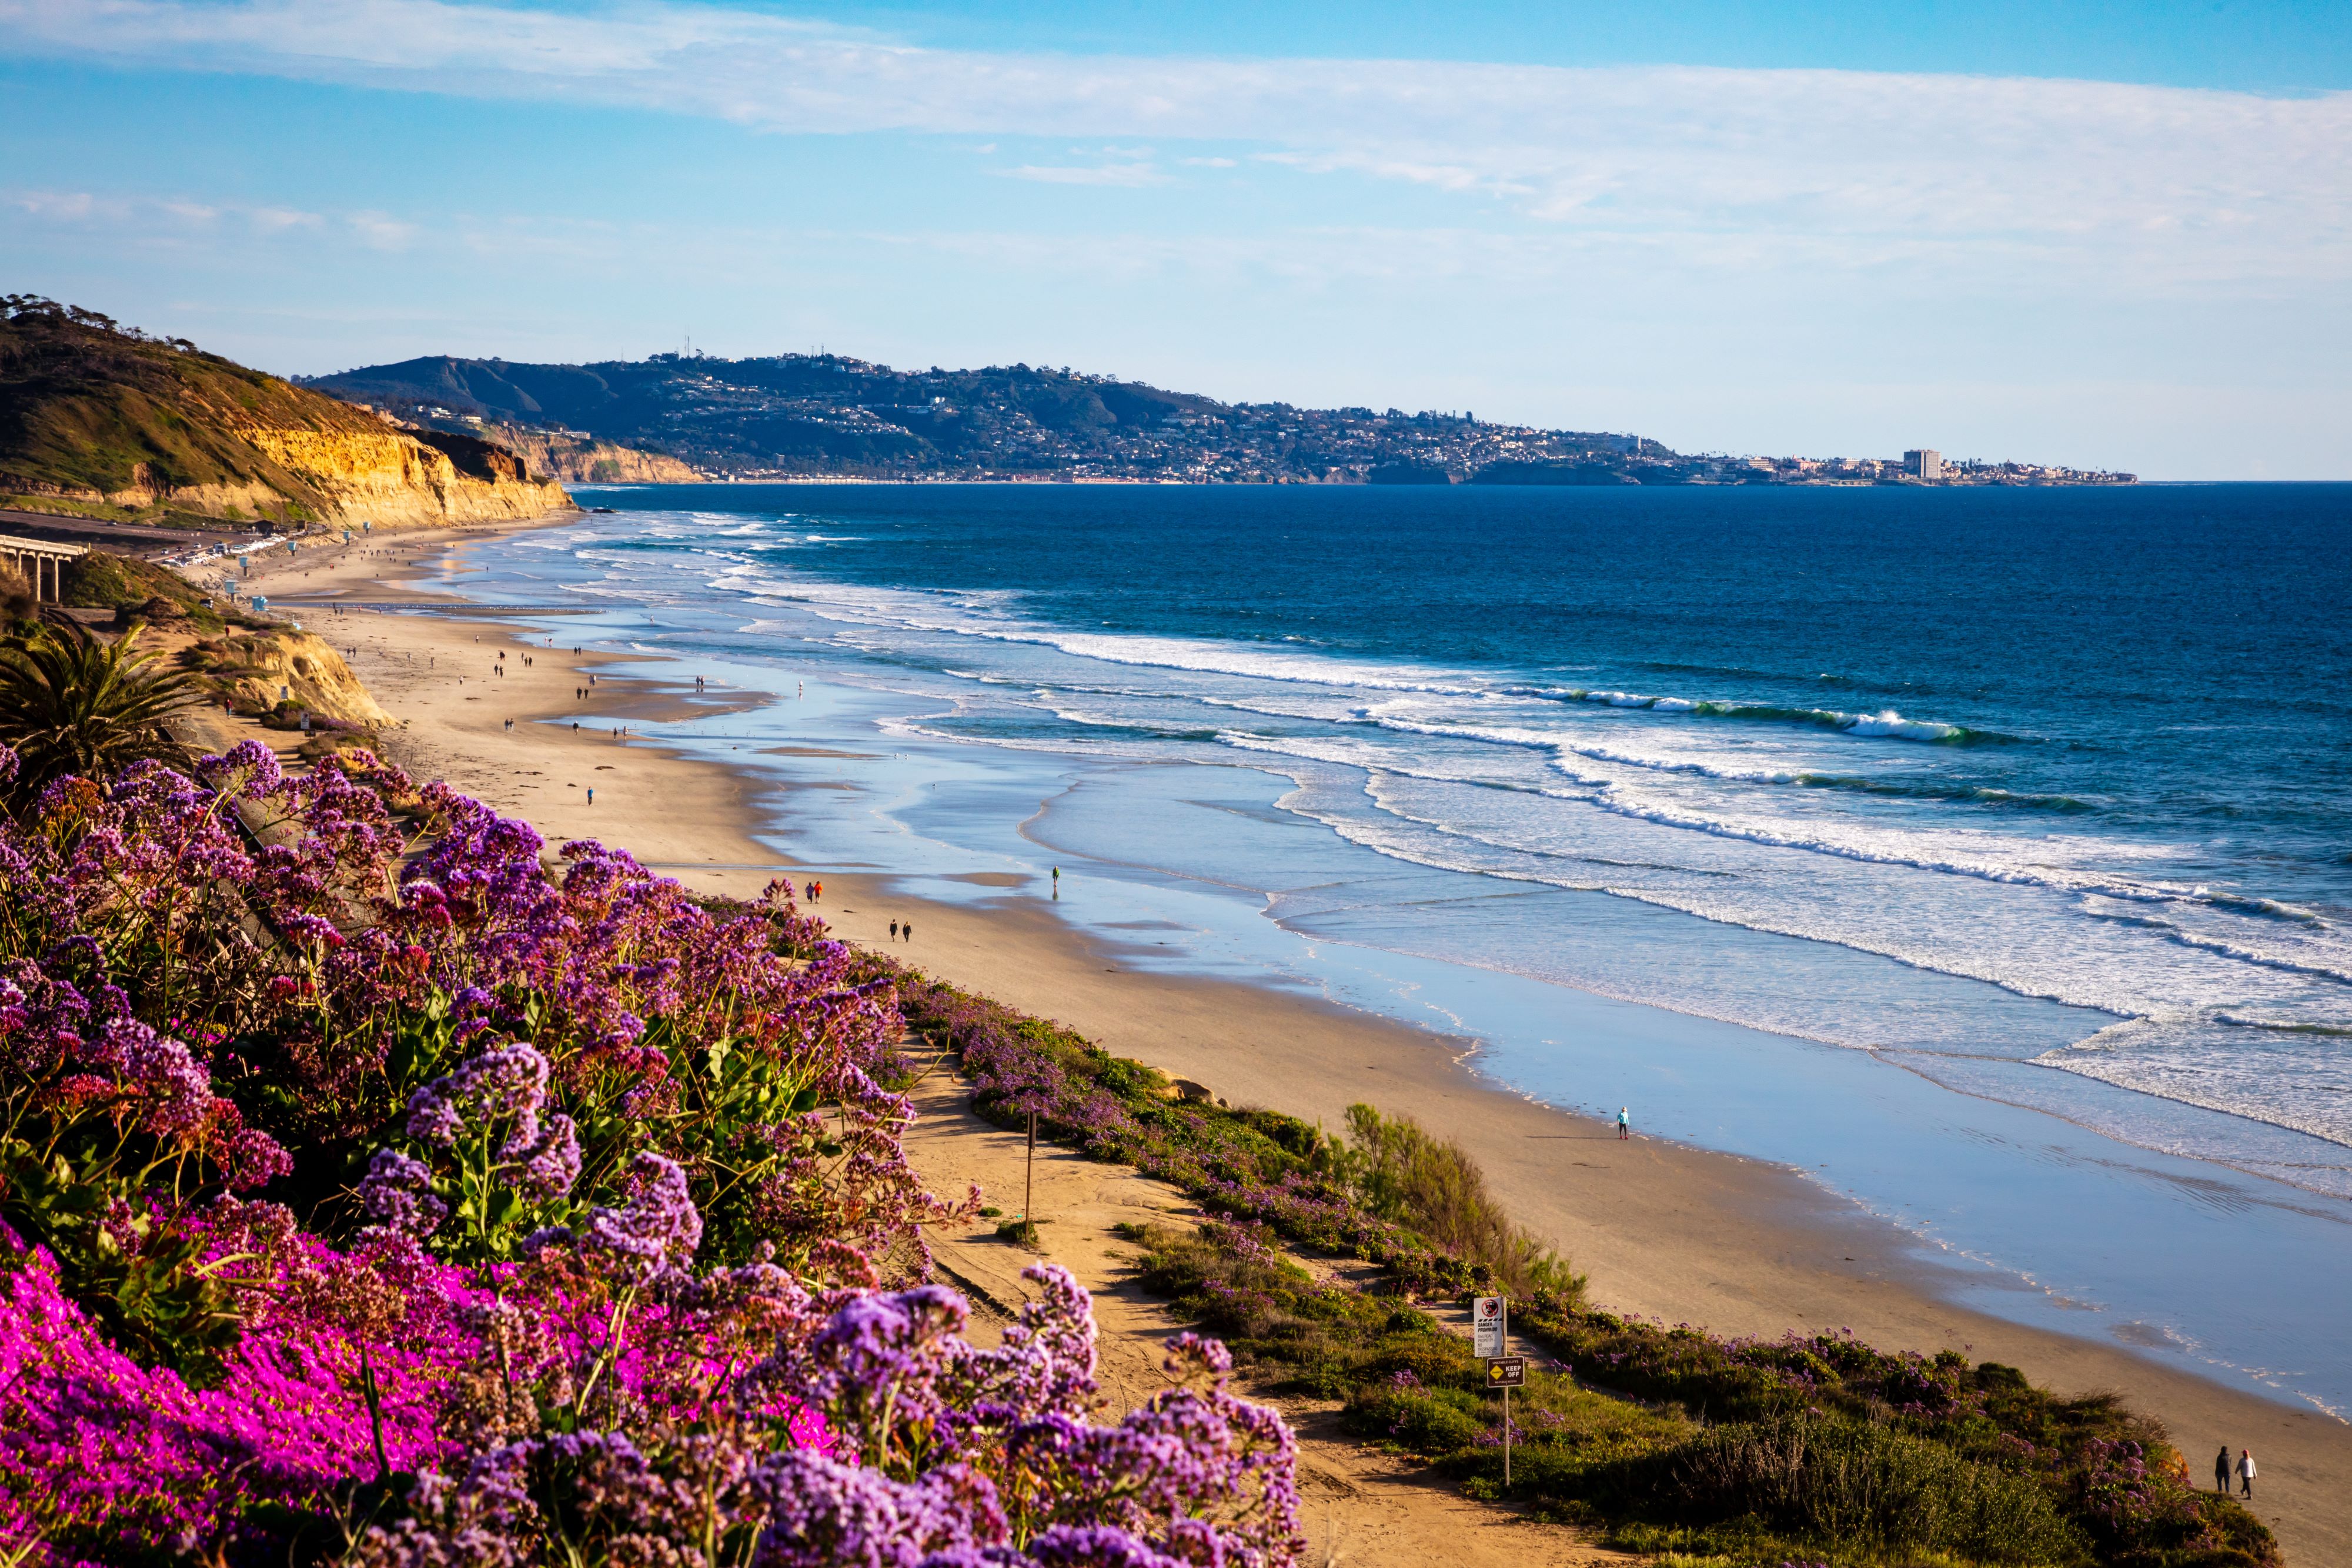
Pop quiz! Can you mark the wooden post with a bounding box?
[1025,1109,1037,1228]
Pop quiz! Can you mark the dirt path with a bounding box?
[898,1075,1636,1568]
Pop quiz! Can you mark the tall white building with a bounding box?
[1903,448,1944,480]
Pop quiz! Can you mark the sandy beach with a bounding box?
[239,520,2352,1564]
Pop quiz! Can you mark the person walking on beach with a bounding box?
[2238,1449,2256,1498]
[901,921,912,942]
[1618,1106,1631,1141]
[2214,1446,2232,1494]
[890,920,899,940]
[1052,866,1060,898]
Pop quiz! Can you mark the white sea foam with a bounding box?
[659,525,2352,1179]
[726,571,2006,751]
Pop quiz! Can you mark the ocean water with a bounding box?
[433,482,2352,1410]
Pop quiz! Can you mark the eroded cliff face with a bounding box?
[481,426,701,485]
[183,629,394,728]
[237,428,570,527]
[0,301,572,531]
[19,424,570,529]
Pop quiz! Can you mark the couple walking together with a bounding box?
[2216,1446,2255,1497]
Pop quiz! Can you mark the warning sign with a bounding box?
[1485,1356,1526,1389]
[1472,1296,1505,1359]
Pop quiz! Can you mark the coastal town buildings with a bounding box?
[310,353,2134,487]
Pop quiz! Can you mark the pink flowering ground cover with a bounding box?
[0,742,1302,1568]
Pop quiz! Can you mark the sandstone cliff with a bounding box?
[477,424,701,485]
[236,426,571,526]
[1,296,572,531]
[180,630,393,728]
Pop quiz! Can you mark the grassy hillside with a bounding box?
[2,296,363,524]
[0,296,567,528]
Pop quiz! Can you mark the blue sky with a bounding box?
[4,1,2350,478]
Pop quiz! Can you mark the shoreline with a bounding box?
[238,517,2352,1562]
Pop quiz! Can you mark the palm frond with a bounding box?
[0,626,201,805]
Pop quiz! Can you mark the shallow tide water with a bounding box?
[424,481,2351,1418]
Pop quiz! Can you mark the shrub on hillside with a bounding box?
[57,549,225,627]
[876,966,1587,1304]
[1591,1415,2090,1564]
[1331,1103,1575,1298]
[1105,1139,2273,1566]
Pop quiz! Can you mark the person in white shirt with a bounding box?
[2237,1449,2256,1498]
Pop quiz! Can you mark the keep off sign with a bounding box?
[1485,1356,1526,1388]
[1472,1296,1506,1359]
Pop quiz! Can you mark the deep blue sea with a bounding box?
[442,481,2352,1410]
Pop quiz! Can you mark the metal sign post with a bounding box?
[1474,1296,1514,1489]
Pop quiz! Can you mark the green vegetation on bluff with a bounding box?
[872,959,2277,1568]
[1,296,353,525]
[1,296,559,528]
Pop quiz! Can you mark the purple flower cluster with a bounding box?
[0,743,1304,1567]
[376,1258,1297,1568]
[579,1151,704,1279]
[359,1146,449,1239]
[0,954,291,1202]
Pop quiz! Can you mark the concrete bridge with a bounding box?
[0,533,87,602]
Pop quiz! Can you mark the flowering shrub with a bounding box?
[359,1041,584,1262]
[0,947,293,1371]
[0,743,1302,1568]
[0,1205,480,1561]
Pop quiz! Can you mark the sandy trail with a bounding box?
[898,1075,1636,1567]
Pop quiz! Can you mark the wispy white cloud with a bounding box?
[2,0,2346,290]
[345,210,419,249]
[999,162,1164,187]
[8,187,325,235]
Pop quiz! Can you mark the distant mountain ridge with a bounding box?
[303,351,2132,486]
[1,297,572,530]
[303,352,1666,484]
